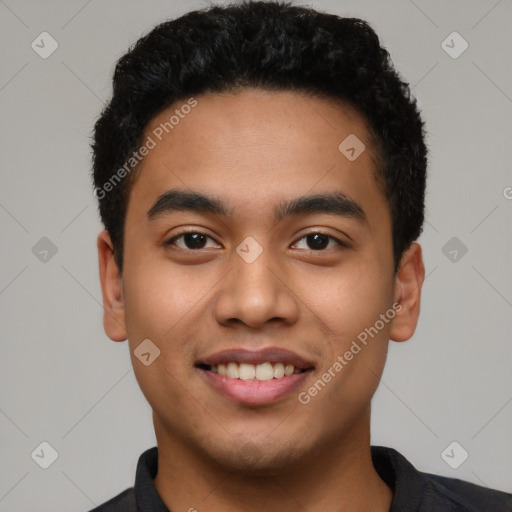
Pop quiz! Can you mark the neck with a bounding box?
[153,411,392,512]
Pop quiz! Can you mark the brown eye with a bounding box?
[166,231,220,250]
[305,233,329,250]
[293,232,344,251]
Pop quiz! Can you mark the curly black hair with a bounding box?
[92,0,427,274]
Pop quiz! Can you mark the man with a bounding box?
[90,1,512,510]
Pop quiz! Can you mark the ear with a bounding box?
[97,230,127,342]
[389,242,425,342]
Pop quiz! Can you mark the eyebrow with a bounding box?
[146,188,367,224]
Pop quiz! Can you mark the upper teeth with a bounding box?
[213,362,299,380]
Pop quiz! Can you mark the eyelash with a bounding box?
[164,230,347,251]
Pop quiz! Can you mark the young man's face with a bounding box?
[98,88,423,472]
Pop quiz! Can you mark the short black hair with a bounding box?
[92,0,427,274]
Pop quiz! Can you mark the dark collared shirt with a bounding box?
[89,446,512,511]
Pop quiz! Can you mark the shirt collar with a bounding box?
[134,447,169,512]
[371,446,425,511]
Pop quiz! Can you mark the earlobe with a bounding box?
[97,230,128,342]
[389,242,425,343]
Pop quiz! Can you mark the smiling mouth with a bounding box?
[197,361,311,381]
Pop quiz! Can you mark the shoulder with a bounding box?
[371,446,512,512]
[423,473,512,512]
[87,487,136,512]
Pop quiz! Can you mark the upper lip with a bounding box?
[196,347,315,370]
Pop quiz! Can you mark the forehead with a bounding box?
[126,88,387,227]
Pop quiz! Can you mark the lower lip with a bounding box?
[199,368,312,405]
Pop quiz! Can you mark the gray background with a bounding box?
[0,0,511,510]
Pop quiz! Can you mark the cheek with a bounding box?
[303,327,390,430]
[123,268,197,411]
[122,258,203,341]
[121,260,208,389]
[304,265,393,398]
[305,264,394,340]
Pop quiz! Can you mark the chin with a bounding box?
[205,436,310,475]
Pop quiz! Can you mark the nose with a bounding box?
[213,246,300,329]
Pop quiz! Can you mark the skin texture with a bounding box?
[97,88,425,512]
